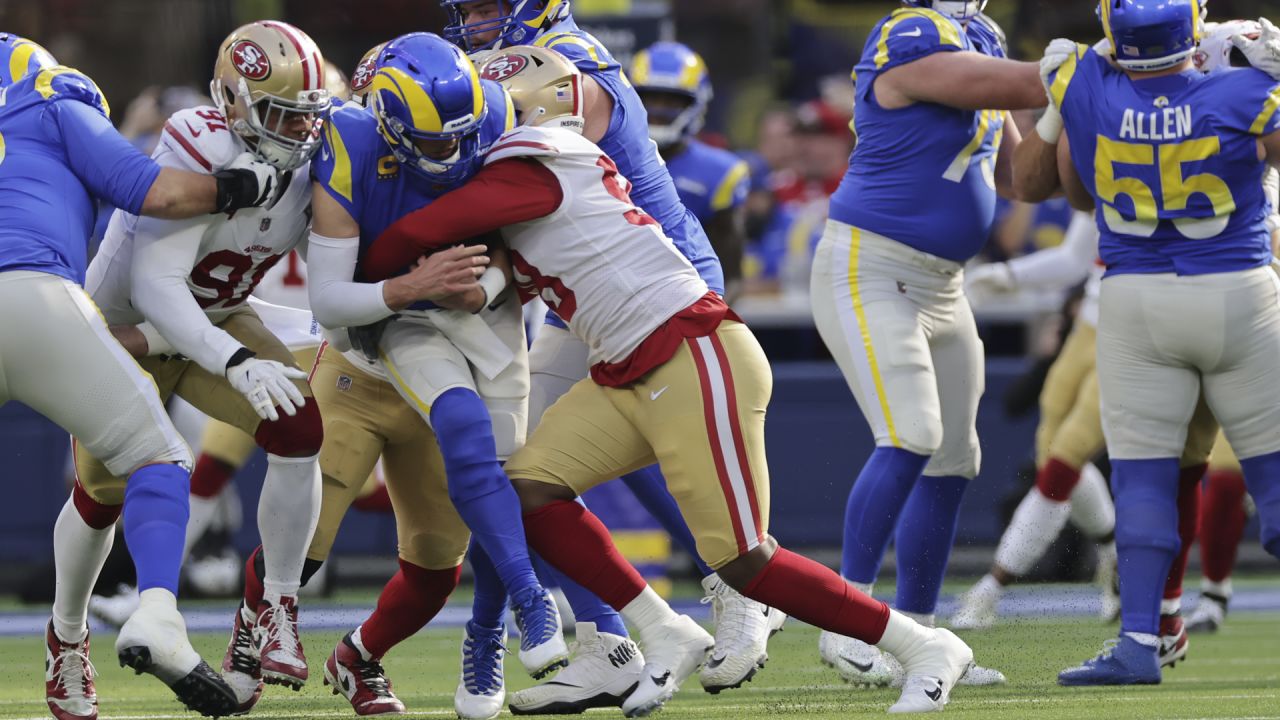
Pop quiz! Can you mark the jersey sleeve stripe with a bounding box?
[711,160,749,212]
[1049,46,1087,110]
[323,122,354,201]
[874,8,962,69]
[162,121,212,172]
[487,140,558,161]
[1249,86,1280,136]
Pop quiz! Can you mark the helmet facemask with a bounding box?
[374,92,486,184]
[931,1,988,21]
[216,77,330,171]
[637,89,701,149]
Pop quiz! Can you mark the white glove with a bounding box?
[1233,17,1280,81]
[226,354,308,422]
[965,262,1016,295]
[226,152,280,209]
[1091,36,1113,59]
[1040,38,1079,104]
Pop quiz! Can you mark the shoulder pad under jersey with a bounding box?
[158,106,246,173]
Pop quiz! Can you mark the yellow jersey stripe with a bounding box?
[1249,85,1280,136]
[9,40,50,84]
[324,123,354,202]
[710,161,749,212]
[542,34,609,71]
[847,226,900,447]
[1049,46,1086,111]
[466,63,484,120]
[874,8,962,69]
[379,351,433,415]
[34,66,109,117]
[943,109,993,182]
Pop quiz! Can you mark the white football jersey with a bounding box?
[485,125,708,365]
[254,250,310,311]
[88,106,312,326]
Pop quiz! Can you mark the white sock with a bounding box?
[1160,597,1181,616]
[994,488,1072,576]
[622,586,679,637]
[350,626,374,660]
[259,453,320,603]
[1125,631,1158,648]
[52,497,115,643]
[876,609,931,660]
[852,581,874,596]
[973,573,1005,598]
[1070,463,1116,539]
[1201,578,1233,598]
[182,493,220,561]
[900,610,935,628]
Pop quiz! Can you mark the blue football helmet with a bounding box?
[0,33,56,86]
[1099,0,1202,71]
[369,33,490,184]
[901,0,988,21]
[630,42,712,150]
[440,0,571,51]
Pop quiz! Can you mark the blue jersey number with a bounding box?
[1095,136,1237,240]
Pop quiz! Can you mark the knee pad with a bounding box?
[254,399,324,457]
[72,480,122,530]
[895,418,944,459]
[430,388,507,502]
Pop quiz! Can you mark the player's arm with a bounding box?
[994,112,1022,200]
[875,53,1045,111]
[49,100,274,218]
[1058,134,1093,211]
[1011,122,1060,202]
[363,158,563,281]
[706,160,751,303]
[581,74,615,144]
[1263,128,1280,170]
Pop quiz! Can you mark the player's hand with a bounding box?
[1040,39,1078,105]
[213,152,279,213]
[437,285,488,313]
[965,262,1016,295]
[386,245,489,309]
[1233,17,1280,81]
[226,355,308,422]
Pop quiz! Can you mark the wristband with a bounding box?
[213,169,256,214]
[225,346,257,372]
[1036,104,1063,143]
[477,266,508,312]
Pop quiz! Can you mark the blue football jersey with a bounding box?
[311,85,513,288]
[533,18,724,294]
[0,66,159,284]
[665,139,749,225]
[828,7,1007,262]
[1052,46,1280,276]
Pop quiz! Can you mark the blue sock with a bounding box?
[122,462,190,595]
[893,474,969,614]
[533,547,629,638]
[620,465,712,577]
[841,447,930,583]
[1111,458,1181,635]
[1240,450,1280,559]
[467,539,508,629]
[431,388,539,599]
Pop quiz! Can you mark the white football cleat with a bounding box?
[958,663,1007,686]
[511,587,570,679]
[886,628,973,714]
[949,583,998,631]
[621,614,713,718]
[87,584,139,630]
[455,621,506,720]
[116,589,238,717]
[819,631,900,687]
[1186,593,1227,634]
[254,596,308,689]
[699,573,784,693]
[45,621,97,720]
[221,602,264,714]
[508,622,643,715]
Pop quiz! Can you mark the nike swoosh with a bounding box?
[898,28,924,37]
[706,654,726,669]
[842,656,874,673]
[183,120,203,137]
[650,386,669,401]
[924,683,943,702]
[650,671,671,686]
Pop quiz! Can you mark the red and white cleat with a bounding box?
[323,631,406,716]
[255,596,308,689]
[45,621,97,720]
[1159,613,1189,668]
[222,602,264,714]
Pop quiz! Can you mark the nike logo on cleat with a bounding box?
[706,654,726,669]
[924,682,943,702]
[842,655,874,673]
[650,386,669,401]
[650,671,671,686]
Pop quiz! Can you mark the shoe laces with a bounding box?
[229,612,259,674]
[463,626,506,696]
[701,582,762,652]
[512,589,558,650]
[54,644,95,697]
[263,604,300,656]
[1088,638,1121,665]
[353,657,395,698]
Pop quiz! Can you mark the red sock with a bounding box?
[352,483,394,514]
[744,546,890,644]
[1035,457,1081,501]
[190,454,237,498]
[1164,464,1204,600]
[361,560,460,658]
[1199,469,1248,583]
[243,545,265,610]
[523,500,647,609]
[72,480,121,529]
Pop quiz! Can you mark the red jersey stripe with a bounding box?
[163,121,212,171]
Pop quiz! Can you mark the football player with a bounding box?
[632,42,749,302]
[0,32,277,720]
[363,44,977,716]
[807,0,1045,686]
[292,32,569,717]
[1017,0,1280,685]
[440,1,787,706]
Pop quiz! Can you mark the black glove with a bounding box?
[348,317,394,363]
[213,153,278,213]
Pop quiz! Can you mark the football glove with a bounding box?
[1233,17,1280,81]
[213,152,279,213]
[226,351,307,422]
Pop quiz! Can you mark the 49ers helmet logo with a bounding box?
[231,39,271,81]
[481,54,528,82]
[351,56,377,92]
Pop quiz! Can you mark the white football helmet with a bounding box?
[1194,19,1260,73]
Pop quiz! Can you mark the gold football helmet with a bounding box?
[211,20,332,170]
[478,45,583,134]
[349,41,387,107]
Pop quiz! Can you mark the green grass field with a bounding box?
[3,611,1278,720]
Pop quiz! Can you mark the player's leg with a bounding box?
[175,307,323,689]
[1068,462,1120,621]
[3,272,235,716]
[1188,432,1245,633]
[187,419,257,553]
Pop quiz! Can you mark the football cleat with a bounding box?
[45,621,97,720]
[509,622,643,715]
[621,614,713,718]
[1058,636,1160,686]
[455,621,506,720]
[222,601,264,714]
[818,631,900,687]
[959,663,1007,686]
[323,631,406,716]
[1159,613,1189,668]
[87,584,139,630]
[887,628,973,714]
[949,583,999,631]
[698,573,785,693]
[255,596,308,689]
[511,587,569,679]
[1186,593,1228,634]
[116,590,238,717]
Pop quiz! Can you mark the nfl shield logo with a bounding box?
[337,375,352,392]
[259,217,272,233]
